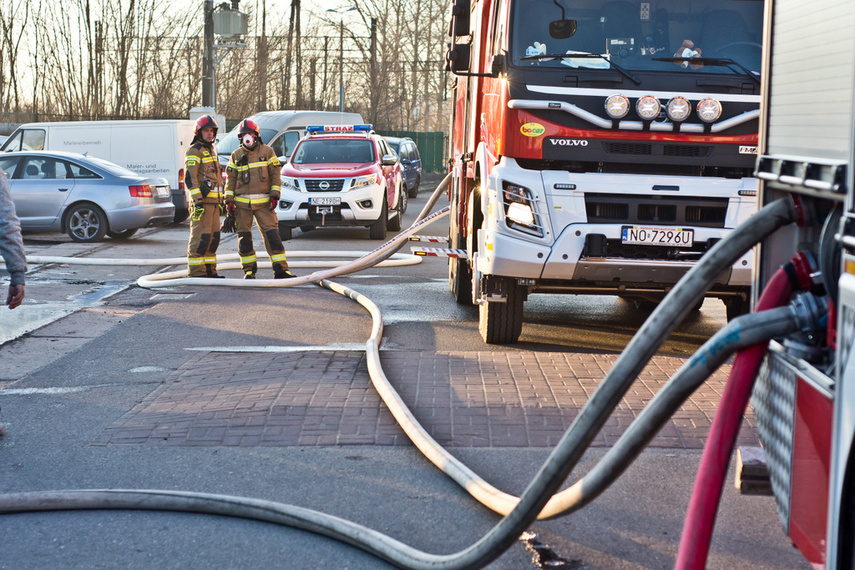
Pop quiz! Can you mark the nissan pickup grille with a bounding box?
[584,194,728,228]
[751,350,796,531]
[305,179,345,192]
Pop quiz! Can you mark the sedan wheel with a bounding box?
[66,203,108,243]
[106,228,138,240]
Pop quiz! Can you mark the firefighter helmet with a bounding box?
[237,119,260,138]
[194,115,219,136]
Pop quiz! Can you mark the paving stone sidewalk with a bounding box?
[93,350,753,449]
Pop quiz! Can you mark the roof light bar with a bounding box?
[306,124,373,134]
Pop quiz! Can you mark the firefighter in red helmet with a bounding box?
[185,115,224,278]
[224,118,293,279]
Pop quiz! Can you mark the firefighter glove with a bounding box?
[192,206,205,221]
[221,214,236,234]
[269,196,278,212]
[226,201,237,216]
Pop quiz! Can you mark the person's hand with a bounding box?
[226,201,237,216]
[269,196,278,212]
[6,283,24,310]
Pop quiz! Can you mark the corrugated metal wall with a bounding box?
[767,0,855,161]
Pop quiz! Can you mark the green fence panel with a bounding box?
[377,130,448,173]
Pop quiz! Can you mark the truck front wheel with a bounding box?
[479,277,524,344]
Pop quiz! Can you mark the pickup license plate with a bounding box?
[309,197,341,206]
[156,186,170,197]
[621,226,694,247]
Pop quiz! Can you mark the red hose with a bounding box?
[674,266,795,569]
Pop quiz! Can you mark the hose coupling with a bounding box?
[783,292,831,364]
[790,292,828,334]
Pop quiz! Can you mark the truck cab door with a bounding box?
[10,156,75,227]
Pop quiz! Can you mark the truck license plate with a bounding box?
[309,197,341,206]
[621,226,693,247]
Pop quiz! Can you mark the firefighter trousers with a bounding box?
[235,205,289,277]
[187,203,221,277]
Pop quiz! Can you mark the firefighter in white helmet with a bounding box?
[224,118,293,279]
[184,115,224,278]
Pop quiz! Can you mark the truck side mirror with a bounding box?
[446,42,472,72]
[448,0,470,37]
[490,54,506,77]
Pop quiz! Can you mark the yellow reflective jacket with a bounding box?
[184,142,223,206]
[224,144,282,206]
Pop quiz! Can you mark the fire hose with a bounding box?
[0,188,815,568]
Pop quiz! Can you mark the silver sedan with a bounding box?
[1,150,175,242]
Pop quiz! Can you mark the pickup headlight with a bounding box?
[502,182,542,237]
[352,174,379,190]
[281,176,299,191]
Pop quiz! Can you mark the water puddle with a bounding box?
[0,281,129,345]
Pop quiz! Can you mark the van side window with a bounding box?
[8,129,47,152]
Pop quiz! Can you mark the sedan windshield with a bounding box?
[291,139,376,165]
[511,0,763,77]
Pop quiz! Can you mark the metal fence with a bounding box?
[377,130,448,173]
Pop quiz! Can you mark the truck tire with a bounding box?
[278,222,292,241]
[724,296,748,321]
[174,208,189,223]
[369,200,387,240]
[479,277,524,344]
[449,182,474,305]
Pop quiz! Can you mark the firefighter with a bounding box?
[185,115,224,278]
[224,118,294,279]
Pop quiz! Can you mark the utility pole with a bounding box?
[202,0,214,107]
[327,7,357,113]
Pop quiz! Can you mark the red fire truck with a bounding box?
[445,0,764,343]
[747,0,855,566]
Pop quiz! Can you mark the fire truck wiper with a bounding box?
[522,53,641,85]
[651,57,761,85]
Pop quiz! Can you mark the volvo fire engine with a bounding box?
[445,0,764,343]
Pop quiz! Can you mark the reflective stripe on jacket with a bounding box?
[224,143,282,202]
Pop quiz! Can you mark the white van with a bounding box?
[216,110,364,168]
[1,120,196,222]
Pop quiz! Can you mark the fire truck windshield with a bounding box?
[510,0,763,78]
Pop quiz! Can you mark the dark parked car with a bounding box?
[1,150,174,243]
[385,136,422,198]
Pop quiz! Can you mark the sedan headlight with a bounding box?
[636,95,661,120]
[696,98,722,123]
[352,173,379,190]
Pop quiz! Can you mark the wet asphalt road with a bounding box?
[0,176,808,569]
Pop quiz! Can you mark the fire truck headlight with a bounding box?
[507,202,535,226]
[604,94,630,120]
[666,97,691,122]
[352,174,379,189]
[636,95,661,120]
[697,98,722,123]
